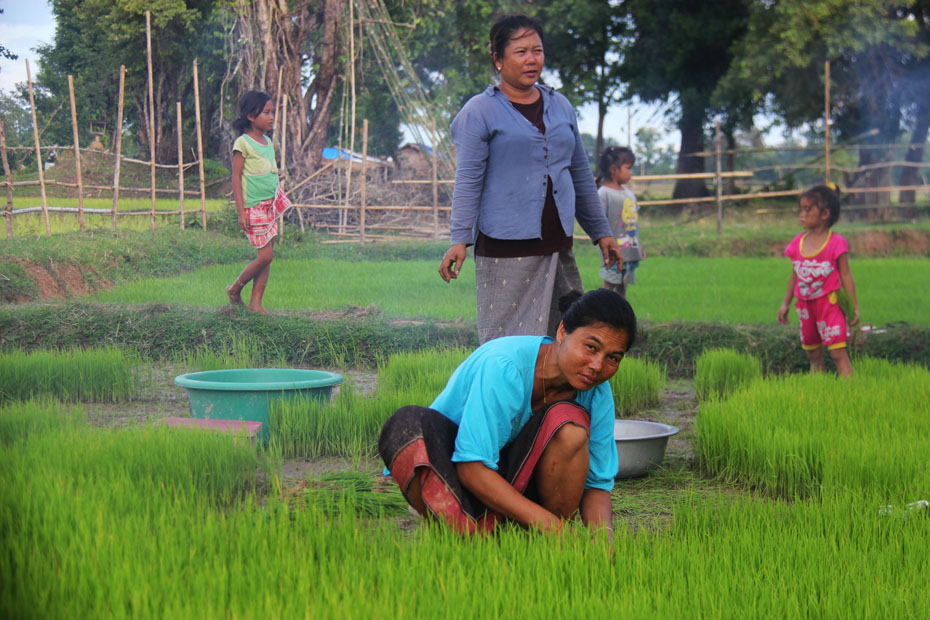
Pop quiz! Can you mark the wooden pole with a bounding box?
[146,11,157,231]
[0,117,14,238]
[176,101,185,230]
[279,95,287,234]
[111,65,125,230]
[192,60,207,231]
[824,60,831,185]
[343,0,357,235]
[25,59,50,235]
[715,117,723,235]
[431,117,439,239]
[274,65,284,155]
[627,107,632,146]
[360,118,368,244]
[67,75,85,233]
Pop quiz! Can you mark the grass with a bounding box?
[85,252,930,327]
[693,348,763,401]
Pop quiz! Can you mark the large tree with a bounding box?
[718,0,930,207]
[35,0,227,164]
[620,0,749,199]
[540,0,627,159]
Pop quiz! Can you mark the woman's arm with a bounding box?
[580,488,613,540]
[448,104,490,246]
[777,270,798,324]
[231,151,247,232]
[837,253,859,325]
[456,461,561,532]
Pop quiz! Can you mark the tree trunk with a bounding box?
[899,98,930,205]
[672,105,709,200]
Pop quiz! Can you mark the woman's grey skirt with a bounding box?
[475,251,583,345]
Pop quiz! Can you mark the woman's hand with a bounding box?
[237,211,249,232]
[439,244,468,283]
[596,236,623,271]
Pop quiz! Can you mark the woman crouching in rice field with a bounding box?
[226,90,291,314]
[379,289,634,538]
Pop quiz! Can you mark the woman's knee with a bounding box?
[550,422,589,455]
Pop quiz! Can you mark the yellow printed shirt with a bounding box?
[233,134,278,208]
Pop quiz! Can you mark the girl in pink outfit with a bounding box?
[777,184,859,376]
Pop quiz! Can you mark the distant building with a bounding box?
[396,143,434,178]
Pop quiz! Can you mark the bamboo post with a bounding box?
[343,0,357,235]
[67,75,86,232]
[715,117,723,235]
[111,65,125,229]
[176,101,185,230]
[278,95,287,234]
[274,65,284,154]
[824,61,831,184]
[146,11,157,231]
[25,59,50,235]
[192,59,207,230]
[431,117,439,239]
[360,118,368,244]
[0,117,14,238]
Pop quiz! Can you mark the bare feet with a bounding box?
[226,284,244,306]
[249,304,269,315]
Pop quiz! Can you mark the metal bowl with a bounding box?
[614,419,680,479]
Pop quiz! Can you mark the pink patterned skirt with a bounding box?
[246,186,292,248]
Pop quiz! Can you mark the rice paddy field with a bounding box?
[2,346,928,617]
[3,207,929,616]
[86,251,930,326]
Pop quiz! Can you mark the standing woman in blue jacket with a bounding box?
[438,14,622,344]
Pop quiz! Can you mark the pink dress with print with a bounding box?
[784,231,849,349]
[784,232,848,300]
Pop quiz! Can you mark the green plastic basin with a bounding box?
[173,368,343,442]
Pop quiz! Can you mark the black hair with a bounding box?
[597,146,636,185]
[558,289,637,349]
[489,15,544,68]
[233,90,272,134]
[801,183,842,227]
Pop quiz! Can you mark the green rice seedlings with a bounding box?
[695,360,930,498]
[0,399,84,445]
[0,346,140,404]
[608,357,667,415]
[376,347,469,394]
[693,347,762,401]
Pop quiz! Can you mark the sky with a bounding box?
[0,0,55,93]
[0,1,680,149]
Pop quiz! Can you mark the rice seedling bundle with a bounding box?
[696,359,930,499]
[0,346,140,403]
[694,347,762,401]
[375,347,470,394]
[608,357,666,415]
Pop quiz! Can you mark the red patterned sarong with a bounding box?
[245,185,291,248]
[378,402,591,535]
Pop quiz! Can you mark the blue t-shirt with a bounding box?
[430,335,618,491]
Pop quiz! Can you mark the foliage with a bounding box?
[32,0,230,163]
[717,0,930,198]
[539,0,628,156]
[693,347,762,401]
[620,0,750,198]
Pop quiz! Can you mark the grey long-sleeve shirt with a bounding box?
[449,84,612,246]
